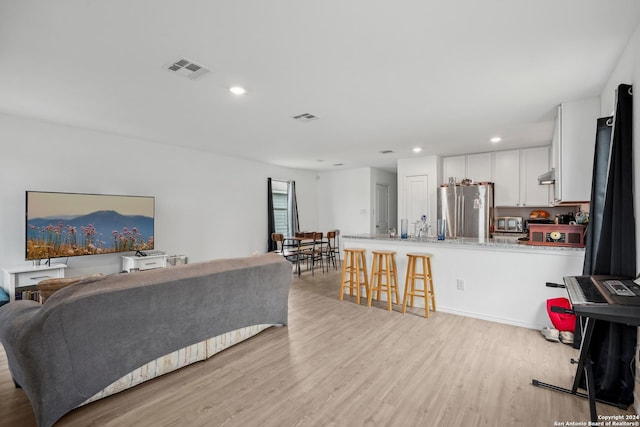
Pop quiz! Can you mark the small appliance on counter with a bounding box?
[495,216,523,233]
[555,211,576,224]
[523,210,554,236]
[493,217,527,243]
[527,223,585,248]
[524,217,555,232]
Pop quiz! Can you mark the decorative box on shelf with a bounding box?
[121,253,167,272]
[527,224,585,248]
[1,263,67,303]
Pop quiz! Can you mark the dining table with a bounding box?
[282,236,315,276]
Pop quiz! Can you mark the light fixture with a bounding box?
[229,86,246,95]
[490,136,501,144]
[165,58,211,80]
[291,113,318,122]
[413,147,422,153]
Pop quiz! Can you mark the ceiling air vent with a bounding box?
[379,150,395,154]
[166,58,211,80]
[291,113,319,123]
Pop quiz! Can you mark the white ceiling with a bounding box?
[1,1,639,172]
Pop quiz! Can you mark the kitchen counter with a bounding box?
[342,234,585,253]
[341,234,585,330]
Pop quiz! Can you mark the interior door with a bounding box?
[404,175,429,229]
[375,184,389,234]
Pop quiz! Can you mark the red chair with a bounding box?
[546,297,575,332]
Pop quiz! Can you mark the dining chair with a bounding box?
[329,229,341,267]
[324,231,338,270]
[271,233,301,275]
[300,232,325,275]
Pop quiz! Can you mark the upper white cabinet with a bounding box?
[441,155,466,184]
[466,153,493,183]
[442,146,550,207]
[552,97,600,204]
[520,147,550,207]
[442,153,492,184]
[493,150,520,206]
[493,147,550,207]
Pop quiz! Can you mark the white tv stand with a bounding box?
[2,263,67,303]
[121,253,167,272]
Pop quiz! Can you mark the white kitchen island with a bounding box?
[342,234,585,330]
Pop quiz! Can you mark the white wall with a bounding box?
[0,113,318,276]
[316,168,371,235]
[599,23,640,272]
[316,167,398,237]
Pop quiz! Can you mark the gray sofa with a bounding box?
[0,253,292,427]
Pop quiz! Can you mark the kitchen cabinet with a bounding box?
[493,150,520,206]
[444,146,550,207]
[520,147,550,206]
[442,155,466,184]
[442,153,492,184]
[494,147,550,207]
[552,97,600,204]
[466,153,493,182]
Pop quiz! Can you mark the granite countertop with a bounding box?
[342,234,585,252]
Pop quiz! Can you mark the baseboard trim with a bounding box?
[436,306,540,330]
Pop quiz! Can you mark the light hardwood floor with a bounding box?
[0,267,636,426]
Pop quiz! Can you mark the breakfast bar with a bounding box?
[342,234,585,329]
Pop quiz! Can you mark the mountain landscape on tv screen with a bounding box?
[26,210,154,259]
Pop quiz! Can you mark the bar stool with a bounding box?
[368,250,399,312]
[402,252,436,318]
[339,248,369,304]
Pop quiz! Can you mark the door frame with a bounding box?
[374,183,390,234]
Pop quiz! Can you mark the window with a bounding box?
[271,180,289,235]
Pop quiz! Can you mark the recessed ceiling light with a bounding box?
[413,147,422,153]
[490,137,502,144]
[229,86,246,95]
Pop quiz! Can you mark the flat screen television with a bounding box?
[25,191,155,261]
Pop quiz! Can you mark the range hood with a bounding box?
[537,169,555,185]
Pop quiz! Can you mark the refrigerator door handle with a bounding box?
[455,193,461,238]
[459,194,465,237]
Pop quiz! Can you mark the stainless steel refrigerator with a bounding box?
[437,183,494,239]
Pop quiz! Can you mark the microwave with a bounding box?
[495,216,523,233]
